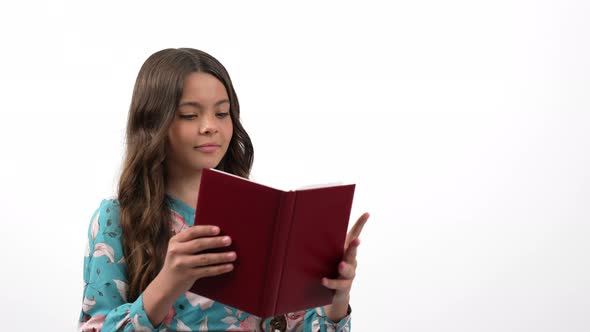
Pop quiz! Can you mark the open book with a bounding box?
[189,168,356,318]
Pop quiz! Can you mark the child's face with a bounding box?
[166,72,234,174]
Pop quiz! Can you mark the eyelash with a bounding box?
[179,112,230,120]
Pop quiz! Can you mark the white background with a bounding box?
[0,1,589,331]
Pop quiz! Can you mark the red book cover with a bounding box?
[189,168,355,318]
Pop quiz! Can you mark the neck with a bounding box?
[164,163,202,209]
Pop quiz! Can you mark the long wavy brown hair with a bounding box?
[118,48,254,302]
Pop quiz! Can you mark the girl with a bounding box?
[78,48,369,331]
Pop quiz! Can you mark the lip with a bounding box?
[195,144,220,153]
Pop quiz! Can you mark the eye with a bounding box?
[216,112,230,118]
[179,114,197,120]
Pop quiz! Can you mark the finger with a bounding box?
[322,277,353,290]
[345,213,369,249]
[192,263,234,279]
[180,235,232,254]
[343,238,360,264]
[337,261,356,279]
[173,225,220,243]
[185,251,237,268]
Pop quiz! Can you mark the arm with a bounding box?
[258,307,350,332]
[323,212,369,315]
[78,200,160,331]
[78,199,237,331]
[267,226,365,331]
[293,212,370,331]
[300,307,352,331]
[269,213,368,331]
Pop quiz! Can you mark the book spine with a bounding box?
[259,191,296,317]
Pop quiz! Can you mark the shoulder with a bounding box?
[88,198,121,228]
[87,198,122,242]
[86,198,125,264]
[95,198,121,215]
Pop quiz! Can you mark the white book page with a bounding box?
[210,167,351,191]
[295,182,346,190]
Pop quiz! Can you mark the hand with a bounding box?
[322,212,369,322]
[159,225,236,298]
[143,225,236,326]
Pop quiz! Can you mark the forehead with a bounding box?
[181,72,228,101]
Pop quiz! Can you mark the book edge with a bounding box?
[208,167,355,192]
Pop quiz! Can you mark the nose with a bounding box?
[199,114,218,135]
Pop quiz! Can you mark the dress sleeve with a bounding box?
[78,199,159,332]
[262,307,351,332]
[301,306,351,332]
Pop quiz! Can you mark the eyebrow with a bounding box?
[178,99,230,108]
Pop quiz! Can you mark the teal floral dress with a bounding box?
[78,196,352,331]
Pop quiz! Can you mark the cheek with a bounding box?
[168,124,194,152]
[226,121,234,138]
[173,124,195,144]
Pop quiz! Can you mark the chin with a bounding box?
[196,159,223,170]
